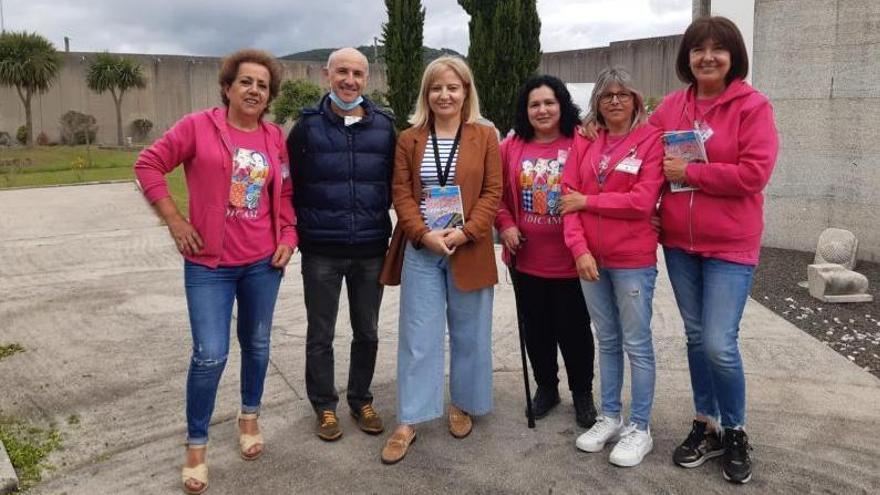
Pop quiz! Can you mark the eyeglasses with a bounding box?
[599,92,633,104]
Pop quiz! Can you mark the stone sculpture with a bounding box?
[807,228,873,303]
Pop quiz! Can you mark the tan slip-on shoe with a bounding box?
[237,412,264,460]
[448,405,473,439]
[182,444,208,494]
[381,426,417,464]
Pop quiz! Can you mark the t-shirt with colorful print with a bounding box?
[220,125,277,266]
[515,136,577,278]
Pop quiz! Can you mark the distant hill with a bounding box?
[281,45,464,63]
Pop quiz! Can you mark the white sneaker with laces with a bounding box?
[609,423,653,467]
[575,415,624,453]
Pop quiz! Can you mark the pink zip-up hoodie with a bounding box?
[649,80,778,264]
[134,107,297,268]
[562,124,664,269]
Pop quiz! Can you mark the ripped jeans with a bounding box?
[183,256,281,445]
[579,266,657,429]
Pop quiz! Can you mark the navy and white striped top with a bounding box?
[419,137,459,218]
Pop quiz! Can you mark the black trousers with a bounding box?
[301,253,384,413]
[512,270,595,395]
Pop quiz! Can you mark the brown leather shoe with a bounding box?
[448,405,473,439]
[381,426,417,464]
[350,404,384,434]
[317,410,342,441]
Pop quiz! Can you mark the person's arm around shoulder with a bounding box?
[391,128,431,245]
[683,95,778,197]
[455,125,502,247]
[494,137,523,253]
[273,126,297,268]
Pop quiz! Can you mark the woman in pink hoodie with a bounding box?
[562,67,664,468]
[650,17,778,484]
[134,49,297,495]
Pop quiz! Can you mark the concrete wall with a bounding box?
[0,52,387,144]
[752,0,880,261]
[539,35,684,101]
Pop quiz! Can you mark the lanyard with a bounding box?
[430,121,462,187]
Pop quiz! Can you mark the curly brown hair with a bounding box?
[218,49,283,108]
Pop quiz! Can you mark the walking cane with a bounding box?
[510,253,536,428]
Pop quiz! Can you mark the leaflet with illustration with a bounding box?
[424,185,465,230]
[662,130,707,192]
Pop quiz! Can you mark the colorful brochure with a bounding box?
[424,185,465,230]
[662,130,707,192]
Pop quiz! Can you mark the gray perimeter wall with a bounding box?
[753,0,880,261]
[540,35,684,100]
[0,37,682,146]
[0,52,387,144]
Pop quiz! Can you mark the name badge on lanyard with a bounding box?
[616,156,642,175]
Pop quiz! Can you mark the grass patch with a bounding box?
[0,145,189,217]
[0,343,24,361]
[0,416,62,491]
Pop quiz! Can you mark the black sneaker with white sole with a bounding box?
[721,428,753,484]
[673,420,724,468]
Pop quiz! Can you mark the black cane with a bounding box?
[510,253,535,428]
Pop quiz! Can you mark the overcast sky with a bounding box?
[2,0,692,57]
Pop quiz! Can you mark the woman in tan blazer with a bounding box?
[379,56,502,464]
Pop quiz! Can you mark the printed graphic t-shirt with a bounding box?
[515,136,577,278]
[220,126,276,266]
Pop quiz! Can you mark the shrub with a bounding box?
[0,132,11,146]
[16,125,27,145]
[36,131,51,146]
[130,118,153,141]
[59,111,97,145]
[272,79,323,125]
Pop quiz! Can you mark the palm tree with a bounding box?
[0,31,62,146]
[86,53,146,146]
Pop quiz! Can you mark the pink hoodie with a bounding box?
[649,80,778,264]
[134,107,297,268]
[562,124,664,269]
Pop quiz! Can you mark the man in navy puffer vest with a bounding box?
[287,47,395,441]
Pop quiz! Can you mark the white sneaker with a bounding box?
[575,415,624,453]
[609,423,653,467]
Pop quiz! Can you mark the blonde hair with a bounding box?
[409,56,481,128]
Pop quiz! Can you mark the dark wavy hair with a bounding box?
[676,16,749,85]
[513,75,581,141]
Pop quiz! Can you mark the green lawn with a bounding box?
[0,145,189,216]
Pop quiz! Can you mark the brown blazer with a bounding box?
[379,122,502,291]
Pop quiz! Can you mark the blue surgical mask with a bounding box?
[329,91,363,111]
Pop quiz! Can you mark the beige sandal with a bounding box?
[181,444,208,495]
[237,412,264,461]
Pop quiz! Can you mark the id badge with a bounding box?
[616,157,642,175]
[695,120,714,142]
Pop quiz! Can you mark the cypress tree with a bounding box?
[458,0,541,134]
[381,0,425,130]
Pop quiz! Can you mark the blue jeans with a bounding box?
[664,248,755,429]
[183,256,282,445]
[579,267,657,429]
[397,244,494,424]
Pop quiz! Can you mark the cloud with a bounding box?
[3,0,690,57]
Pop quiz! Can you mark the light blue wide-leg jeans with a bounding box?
[397,243,494,424]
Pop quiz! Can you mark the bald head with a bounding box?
[326,47,369,75]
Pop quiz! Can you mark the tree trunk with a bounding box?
[20,90,34,147]
[114,91,124,146]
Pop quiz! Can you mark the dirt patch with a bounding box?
[751,247,880,378]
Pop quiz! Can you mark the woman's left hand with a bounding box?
[442,228,468,253]
[663,156,688,183]
[271,244,295,268]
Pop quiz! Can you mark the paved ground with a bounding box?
[1,182,879,495]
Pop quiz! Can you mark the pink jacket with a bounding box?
[562,125,664,269]
[649,80,778,263]
[134,107,297,268]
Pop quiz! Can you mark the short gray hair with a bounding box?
[587,67,647,130]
